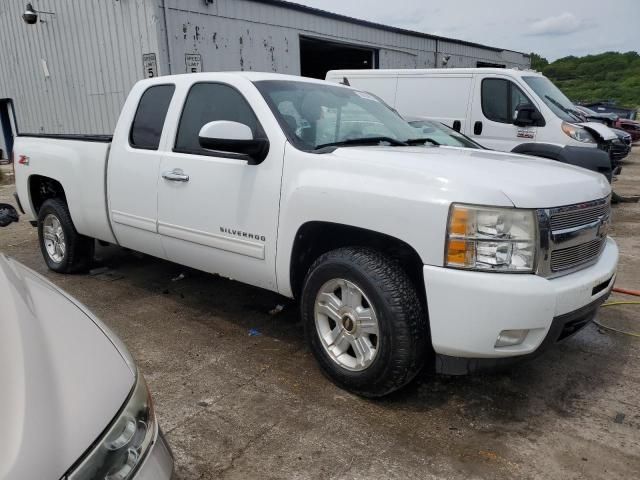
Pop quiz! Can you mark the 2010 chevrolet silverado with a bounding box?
[13,72,618,397]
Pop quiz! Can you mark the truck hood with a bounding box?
[329,145,610,208]
[578,121,618,141]
[0,255,134,480]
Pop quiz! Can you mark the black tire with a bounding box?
[37,198,94,273]
[301,247,428,397]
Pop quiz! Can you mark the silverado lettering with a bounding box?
[220,227,266,242]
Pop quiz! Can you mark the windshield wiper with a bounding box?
[314,136,408,150]
[406,137,440,146]
[544,95,582,122]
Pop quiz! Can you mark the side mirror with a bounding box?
[0,204,19,227]
[514,104,544,127]
[198,121,269,165]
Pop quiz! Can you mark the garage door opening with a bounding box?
[0,99,16,164]
[476,61,505,68]
[300,36,378,79]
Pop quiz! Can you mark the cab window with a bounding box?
[481,79,533,124]
[174,83,263,156]
[129,84,175,149]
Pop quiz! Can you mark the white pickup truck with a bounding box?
[13,72,618,397]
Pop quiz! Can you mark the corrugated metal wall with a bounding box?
[162,0,441,75]
[0,0,530,135]
[437,40,529,69]
[0,0,162,134]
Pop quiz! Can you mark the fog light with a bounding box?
[495,329,529,347]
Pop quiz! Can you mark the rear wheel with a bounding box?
[301,247,428,397]
[38,198,94,273]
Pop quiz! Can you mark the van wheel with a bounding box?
[37,198,94,273]
[301,247,428,397]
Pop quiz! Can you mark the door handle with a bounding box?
[162,169,189,182]
[474,121,483,135]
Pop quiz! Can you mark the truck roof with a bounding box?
[136,71,335,88]
[327,68,544,78]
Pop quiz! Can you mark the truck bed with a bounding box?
[14,134,117,244]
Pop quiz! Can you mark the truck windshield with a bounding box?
[254,80,431,151]
[408,120,484,149]
[522,76,582,123]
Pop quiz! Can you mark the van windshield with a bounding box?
[522,76,582,123]
[254,80,435,151]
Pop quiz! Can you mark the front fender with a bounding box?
[274,145,513,297]
[512,143,611,182]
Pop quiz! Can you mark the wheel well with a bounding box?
[289,222,425,303]
[29,175,67,214]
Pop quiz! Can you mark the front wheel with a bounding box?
[37,198,94,273]
[301,247,428,397]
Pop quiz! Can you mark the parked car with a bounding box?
[0,204,174,479]
[406,117,486,149]
[326,68,618,180]
[584,101,637,121]
[13,72,618,397]
[574,104,639,145]
[615,118,640,143]
[573,105,618,127]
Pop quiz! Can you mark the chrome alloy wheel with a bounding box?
[43,214,66,263]
[314,278,380,371]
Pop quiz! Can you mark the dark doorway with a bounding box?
[0,100,15,163]
[476,61,506,68]
[300,36,378,79]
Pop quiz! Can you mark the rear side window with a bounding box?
[481,78,533,124]
[174,83,262,156]
[129,84,175,149]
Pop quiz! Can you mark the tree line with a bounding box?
[530,51,640,109]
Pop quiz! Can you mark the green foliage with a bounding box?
[532,51,640,109]
[529,52,549,71]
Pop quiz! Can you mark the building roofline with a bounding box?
[249,0,529,57]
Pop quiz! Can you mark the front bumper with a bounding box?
[133,428,174,479]
[423,237,618,362]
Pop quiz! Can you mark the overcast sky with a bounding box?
[290,0,639,60]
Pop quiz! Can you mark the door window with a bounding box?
[174,83,262,156]
[129,85,175,149]
[481,79,533,124]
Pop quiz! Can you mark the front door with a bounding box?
[469,76,539,152]
[157,82,284,291]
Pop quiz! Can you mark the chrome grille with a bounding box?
[549,201,610,231]
[537,196,611,277]
[550,238,606,272]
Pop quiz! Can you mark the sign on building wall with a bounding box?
[185,54,203,73]
[143,53,158,78]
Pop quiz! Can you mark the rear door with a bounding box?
[107,84,175,258]
[469,75,539,151]
[156,81,284,292]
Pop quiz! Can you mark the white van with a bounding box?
[326,68,616,179]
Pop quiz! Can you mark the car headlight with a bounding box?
[67,371,156,480]
[445,204,537,272]
[561,121,595,143]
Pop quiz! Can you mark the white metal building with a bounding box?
[0,0,530,147]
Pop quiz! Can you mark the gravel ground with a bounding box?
[1,152,639,479]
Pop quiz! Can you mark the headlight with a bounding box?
[445,204,537,272]
[561,121,595,143]
[68,371,156,480]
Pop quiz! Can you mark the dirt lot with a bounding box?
[1,153,639,480]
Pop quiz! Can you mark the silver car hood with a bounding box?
[0,255,135,480]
